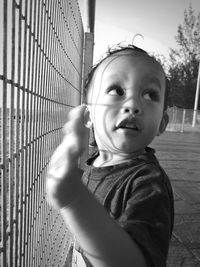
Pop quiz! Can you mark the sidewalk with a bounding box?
[152,131,200,267]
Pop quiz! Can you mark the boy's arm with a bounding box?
[46,105,147,267]
[60,181,147,267]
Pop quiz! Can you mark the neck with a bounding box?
[93,149,145,167]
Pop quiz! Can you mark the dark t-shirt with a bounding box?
[80,147,174,267]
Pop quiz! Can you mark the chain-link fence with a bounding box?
[167,106,200,133]
[0,0,85,266]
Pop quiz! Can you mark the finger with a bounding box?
[68,104,87,120]
[62,105,86,134]
[63,105,91,134]
[70,104,92,128]
[63,117,87,136]
[84,106,93,128]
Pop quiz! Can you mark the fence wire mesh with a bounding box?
[0,0,84,266]
[167,107,200,133]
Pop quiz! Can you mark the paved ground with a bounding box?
[152,131,200,267]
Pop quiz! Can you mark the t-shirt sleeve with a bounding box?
[119,165,174,267]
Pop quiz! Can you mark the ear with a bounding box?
[157,111,169,136]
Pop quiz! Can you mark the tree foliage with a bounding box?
[167,4,200,109]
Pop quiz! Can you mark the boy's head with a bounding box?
[85,45,169,156]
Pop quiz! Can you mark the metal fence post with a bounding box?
[79,32,94,169]
[192,62,200,127]
[181,109,186,133]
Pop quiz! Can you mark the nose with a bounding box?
[120,98,141,115]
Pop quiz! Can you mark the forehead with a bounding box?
[95,50,166,85]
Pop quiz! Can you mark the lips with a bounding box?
[116,117,141,131]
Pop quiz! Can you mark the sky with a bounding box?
[78,0,200,63]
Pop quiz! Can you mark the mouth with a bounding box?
[116,118,141,132]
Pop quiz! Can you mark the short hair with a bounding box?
[85,44,170,111]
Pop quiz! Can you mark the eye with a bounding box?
[143,89,160,101]
[107,86,124,96]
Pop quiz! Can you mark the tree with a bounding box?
[167,4,200,109]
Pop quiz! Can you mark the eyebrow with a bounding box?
[142,76,163,90]
[104,75,163,89]
[103,73,127,84]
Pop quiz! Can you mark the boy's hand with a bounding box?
[46,105,89,209]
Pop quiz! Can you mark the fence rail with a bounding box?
[0,0,84,266]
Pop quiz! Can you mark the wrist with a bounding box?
[47,167,84,209]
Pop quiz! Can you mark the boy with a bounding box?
[47,45,174,267]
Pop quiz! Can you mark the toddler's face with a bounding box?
[87,51,166,156]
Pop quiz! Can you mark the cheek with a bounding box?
[92,105,116,132]
[91,105,106,129]
[144,106,163,130]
